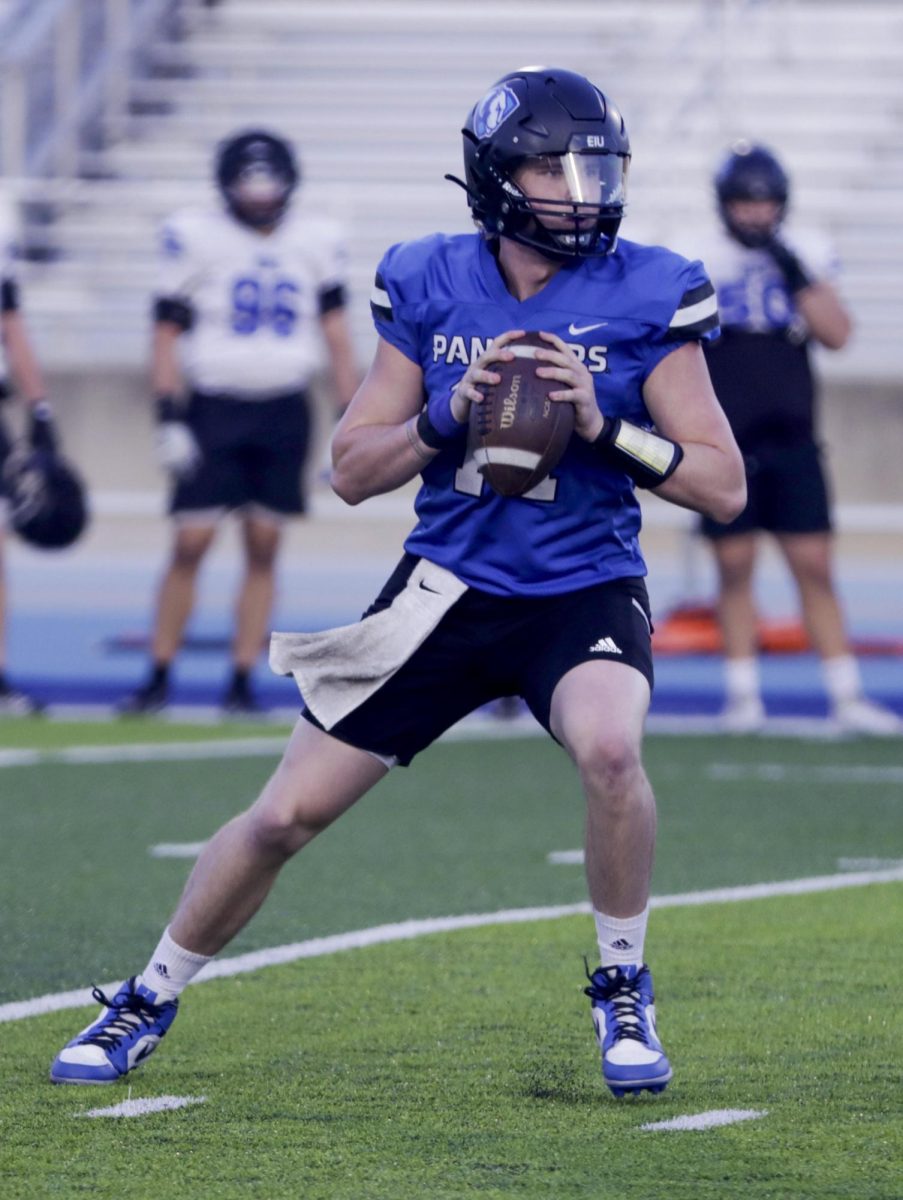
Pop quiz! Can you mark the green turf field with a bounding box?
[1,718,901,1198]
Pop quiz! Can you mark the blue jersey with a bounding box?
[370,233,718,597]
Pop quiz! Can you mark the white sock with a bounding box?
[594,906,649,968]
[725,656,760,702]
[822,655,862,706]
[138,926,212,1002]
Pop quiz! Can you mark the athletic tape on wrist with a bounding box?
[593,418,684,489]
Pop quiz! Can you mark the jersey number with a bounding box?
[454,448,559,502]
[231,278,299,336]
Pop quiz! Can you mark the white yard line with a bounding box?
[149,842,209,858]
[641,1109,767,1132]
[77,1095,206,1119]
[707,763,903,784]
[3,865,902,1025]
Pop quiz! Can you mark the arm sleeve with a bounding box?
[314,225,350,314]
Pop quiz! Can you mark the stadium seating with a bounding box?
[6,0,903,381]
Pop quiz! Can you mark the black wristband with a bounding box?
[766,239,811,293]
[416,407,461,451]
[155,395,181,423]
[592,417,684,489]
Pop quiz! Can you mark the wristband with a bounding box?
[416,406,463,450]
[155,394,181,423]
[405,417,434,463]
[593,417,684,489]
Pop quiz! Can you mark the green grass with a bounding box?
[1,889,901,1199]
[1,719,901,1197]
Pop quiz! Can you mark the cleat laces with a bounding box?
[80,983,162,1051]
[584,965,650,1045]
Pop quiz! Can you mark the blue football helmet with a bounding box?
[715,141,790,244]
[449,66,631,260]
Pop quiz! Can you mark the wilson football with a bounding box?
[469,331,575,497]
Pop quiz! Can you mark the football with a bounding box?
[469,331,575,497]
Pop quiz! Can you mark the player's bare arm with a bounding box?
[331,338,430,503]
[1,310,46,403]
[332,331,526,504]
[150,319,185,397]
[641,341,746,524]
[319,306,361,413]
[794,280,852,351]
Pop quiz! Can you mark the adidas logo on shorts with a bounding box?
[589,636,622,655]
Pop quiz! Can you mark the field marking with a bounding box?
[836,856,903,871]
[641,1108,767,1132]
[78,1095,206,1119]
[3,865,903,1025]
[150,841,208,859]
[707,763,903,785]
[547,850,584,865]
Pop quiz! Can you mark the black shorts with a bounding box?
[303,555,654,766]
[170,389,311,517]
[700,438,832,540]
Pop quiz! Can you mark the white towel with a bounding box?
[269,559,469,729]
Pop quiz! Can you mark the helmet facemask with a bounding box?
[224,163,294,230]
[501,151,629,259]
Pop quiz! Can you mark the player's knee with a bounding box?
[574,729,643,797]
[246,805,320,859]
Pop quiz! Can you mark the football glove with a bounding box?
[154,395,201,477]
[763,237,812,294]
[29,401,58,453]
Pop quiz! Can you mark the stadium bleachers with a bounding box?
[5,0,903,381]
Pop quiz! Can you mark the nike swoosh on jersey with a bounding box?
[568,321,609,335]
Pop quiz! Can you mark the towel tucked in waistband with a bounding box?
[269,558,469,729]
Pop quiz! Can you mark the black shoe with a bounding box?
[0,683,43,716]
[119,677,169,715]
[221,676,259,715]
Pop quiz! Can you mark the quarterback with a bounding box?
[52,70,744,1098]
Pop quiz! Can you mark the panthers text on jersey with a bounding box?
[680,223,839,447]
[155,204,349,397]
[370,232,718,597]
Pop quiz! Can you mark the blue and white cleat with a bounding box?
[584,963,673,1098]
[50,977,178,1085]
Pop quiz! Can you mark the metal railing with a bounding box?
[0,0,182,179]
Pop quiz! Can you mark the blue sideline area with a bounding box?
[6,539,903,719]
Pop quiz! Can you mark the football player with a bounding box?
[689,142,900,734]
[51,71,745,1098]
[121,129,359,714]
[0,190,58,715]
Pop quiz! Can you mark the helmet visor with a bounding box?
[514,152,627,217]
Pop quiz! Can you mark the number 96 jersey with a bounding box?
[155,205,348,397]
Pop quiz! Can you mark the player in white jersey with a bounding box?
[121,130,359,714]
[0,191,59,715]
[689,143,900,735]
[51,70,745,1098]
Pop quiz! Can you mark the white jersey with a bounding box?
[0,192,20,388]
[675,221,838,335]
[155,204,348,396]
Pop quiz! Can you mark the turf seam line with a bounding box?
[3,866,902,1024]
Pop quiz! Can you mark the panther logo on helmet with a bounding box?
[472,85,520,139]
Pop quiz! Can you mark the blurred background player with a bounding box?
[121,129,359,715]
[694,142,900,734]
[0,190,59,715]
